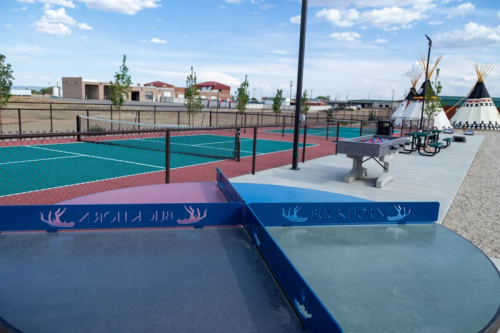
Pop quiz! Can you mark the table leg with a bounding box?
[376,152,397,188]
[345,155,367,183]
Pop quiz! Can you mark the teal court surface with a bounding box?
[271,126,400,139]
[0,134,312,197]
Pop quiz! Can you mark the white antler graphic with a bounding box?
[387,205,412,222]
[294,290,313,319]
[282,206,308,223]
[40,208,75,228]
[177,206,207,225]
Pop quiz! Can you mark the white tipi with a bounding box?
[451,64,500,130]
[394,55,452,129]
[391,66,422,120]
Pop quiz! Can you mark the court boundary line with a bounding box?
[28,146,165,169]
[0,155,81,166]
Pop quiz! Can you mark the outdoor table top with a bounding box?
[405,132,432,137]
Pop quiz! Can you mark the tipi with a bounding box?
[394,55,452,129]
[451,64,500,130]
[391,66,422,120]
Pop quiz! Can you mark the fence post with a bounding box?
[138,110,141,130]
[326,123,330,141]
[360,120,364,136]
[235,113,238,126]
[86,110,89,131]
[18,109,22,134]
[178,111,180,126]
[401,121,404,137]
[317,112,319,122]
[252,127,257,175]
[50,102,53,133]
[154,106,157,125]
[282,116,286,137]
[302,125,307,163]
[210,111,212,127]
[110,105,113,131]
[166,131,171,183]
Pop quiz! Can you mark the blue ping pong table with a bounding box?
[0,169,498,333]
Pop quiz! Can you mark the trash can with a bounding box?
[377,120,394,136]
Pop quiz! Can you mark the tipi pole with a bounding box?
[420,35,432,131]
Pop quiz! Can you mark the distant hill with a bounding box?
[12,86,44,91]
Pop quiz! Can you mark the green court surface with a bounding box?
[0,134,311,197]
[270,126,399,139]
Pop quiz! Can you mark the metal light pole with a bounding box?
[290,81,293,104]
[292,0,308,170]
[420,35,432,131]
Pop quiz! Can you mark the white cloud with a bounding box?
[429,20,444,25]
[43,8,77,25]
[16,0,34,3]
[260,3,277,9]
[316,6,426,29]
[150,37,167,44]
[290,15,301,24]
[76,0,161,15]
[447,3,475,19]
[270,50,288,54]
[33,20,71,35]
[498,11,500,19]
[78,23,93,30]
[12,6,28,11]
[3,45,43,54]
[220,5,225,8]
[330,31,361,41]
[5,24,13,28]
[38,0,75,8]
[225,0,242,3]
[373,38,389,43]
[433,22,500,48]
[307,0,433,8]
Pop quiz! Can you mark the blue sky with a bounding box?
[1,0,500,100]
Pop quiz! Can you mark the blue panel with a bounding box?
[249,202,439,226]
[216,168,245,204]
[246,207,343,333]
[232,183,367,204]
[0,203,243,232]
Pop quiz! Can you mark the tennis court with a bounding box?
[0,133,311,198]
[270,126,399,139]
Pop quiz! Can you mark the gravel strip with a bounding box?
[443,131,500,259]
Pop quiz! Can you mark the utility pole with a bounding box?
[311,89,314,100]
[421,35,432,131]
[253,88,256,99]
[290,81,293,102]
[369,92,371,100]
[391,89,395,110]
[292,0,308,170]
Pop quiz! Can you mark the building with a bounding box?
[62,78,231,102]
[62,77,175,102]
[348,99,399,109]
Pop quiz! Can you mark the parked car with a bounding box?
[356,105,362,110]
[345,105,357,111]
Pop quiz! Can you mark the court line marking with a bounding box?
[28,146,165,169]
[0,156,81,166]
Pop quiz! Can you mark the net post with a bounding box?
[154,106,156,125]
[17,109,22,134]
[110,105,113,131]
[50,103,53,133]
[209,111,212,127]
[335,122,340,155]
[76,115,81,142]
[282,116,285,137]
[177,111,180,126]
[302,125,307,163]
[235,128,241,162]
[252,127,257,175]
[165,130,171,183]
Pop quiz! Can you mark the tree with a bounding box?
[235,75,249,113]
[184,66,203,126]
[301,89,310,115]
[39,87,49,97]
[109,55,132,125]
[0,54,14,108]
[251,97,257,101]
[272,89,283,116]
[316,95,329,100]
[423,68,444,126]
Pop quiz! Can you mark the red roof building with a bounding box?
[144,81,175,88]
[197,82,231,91]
